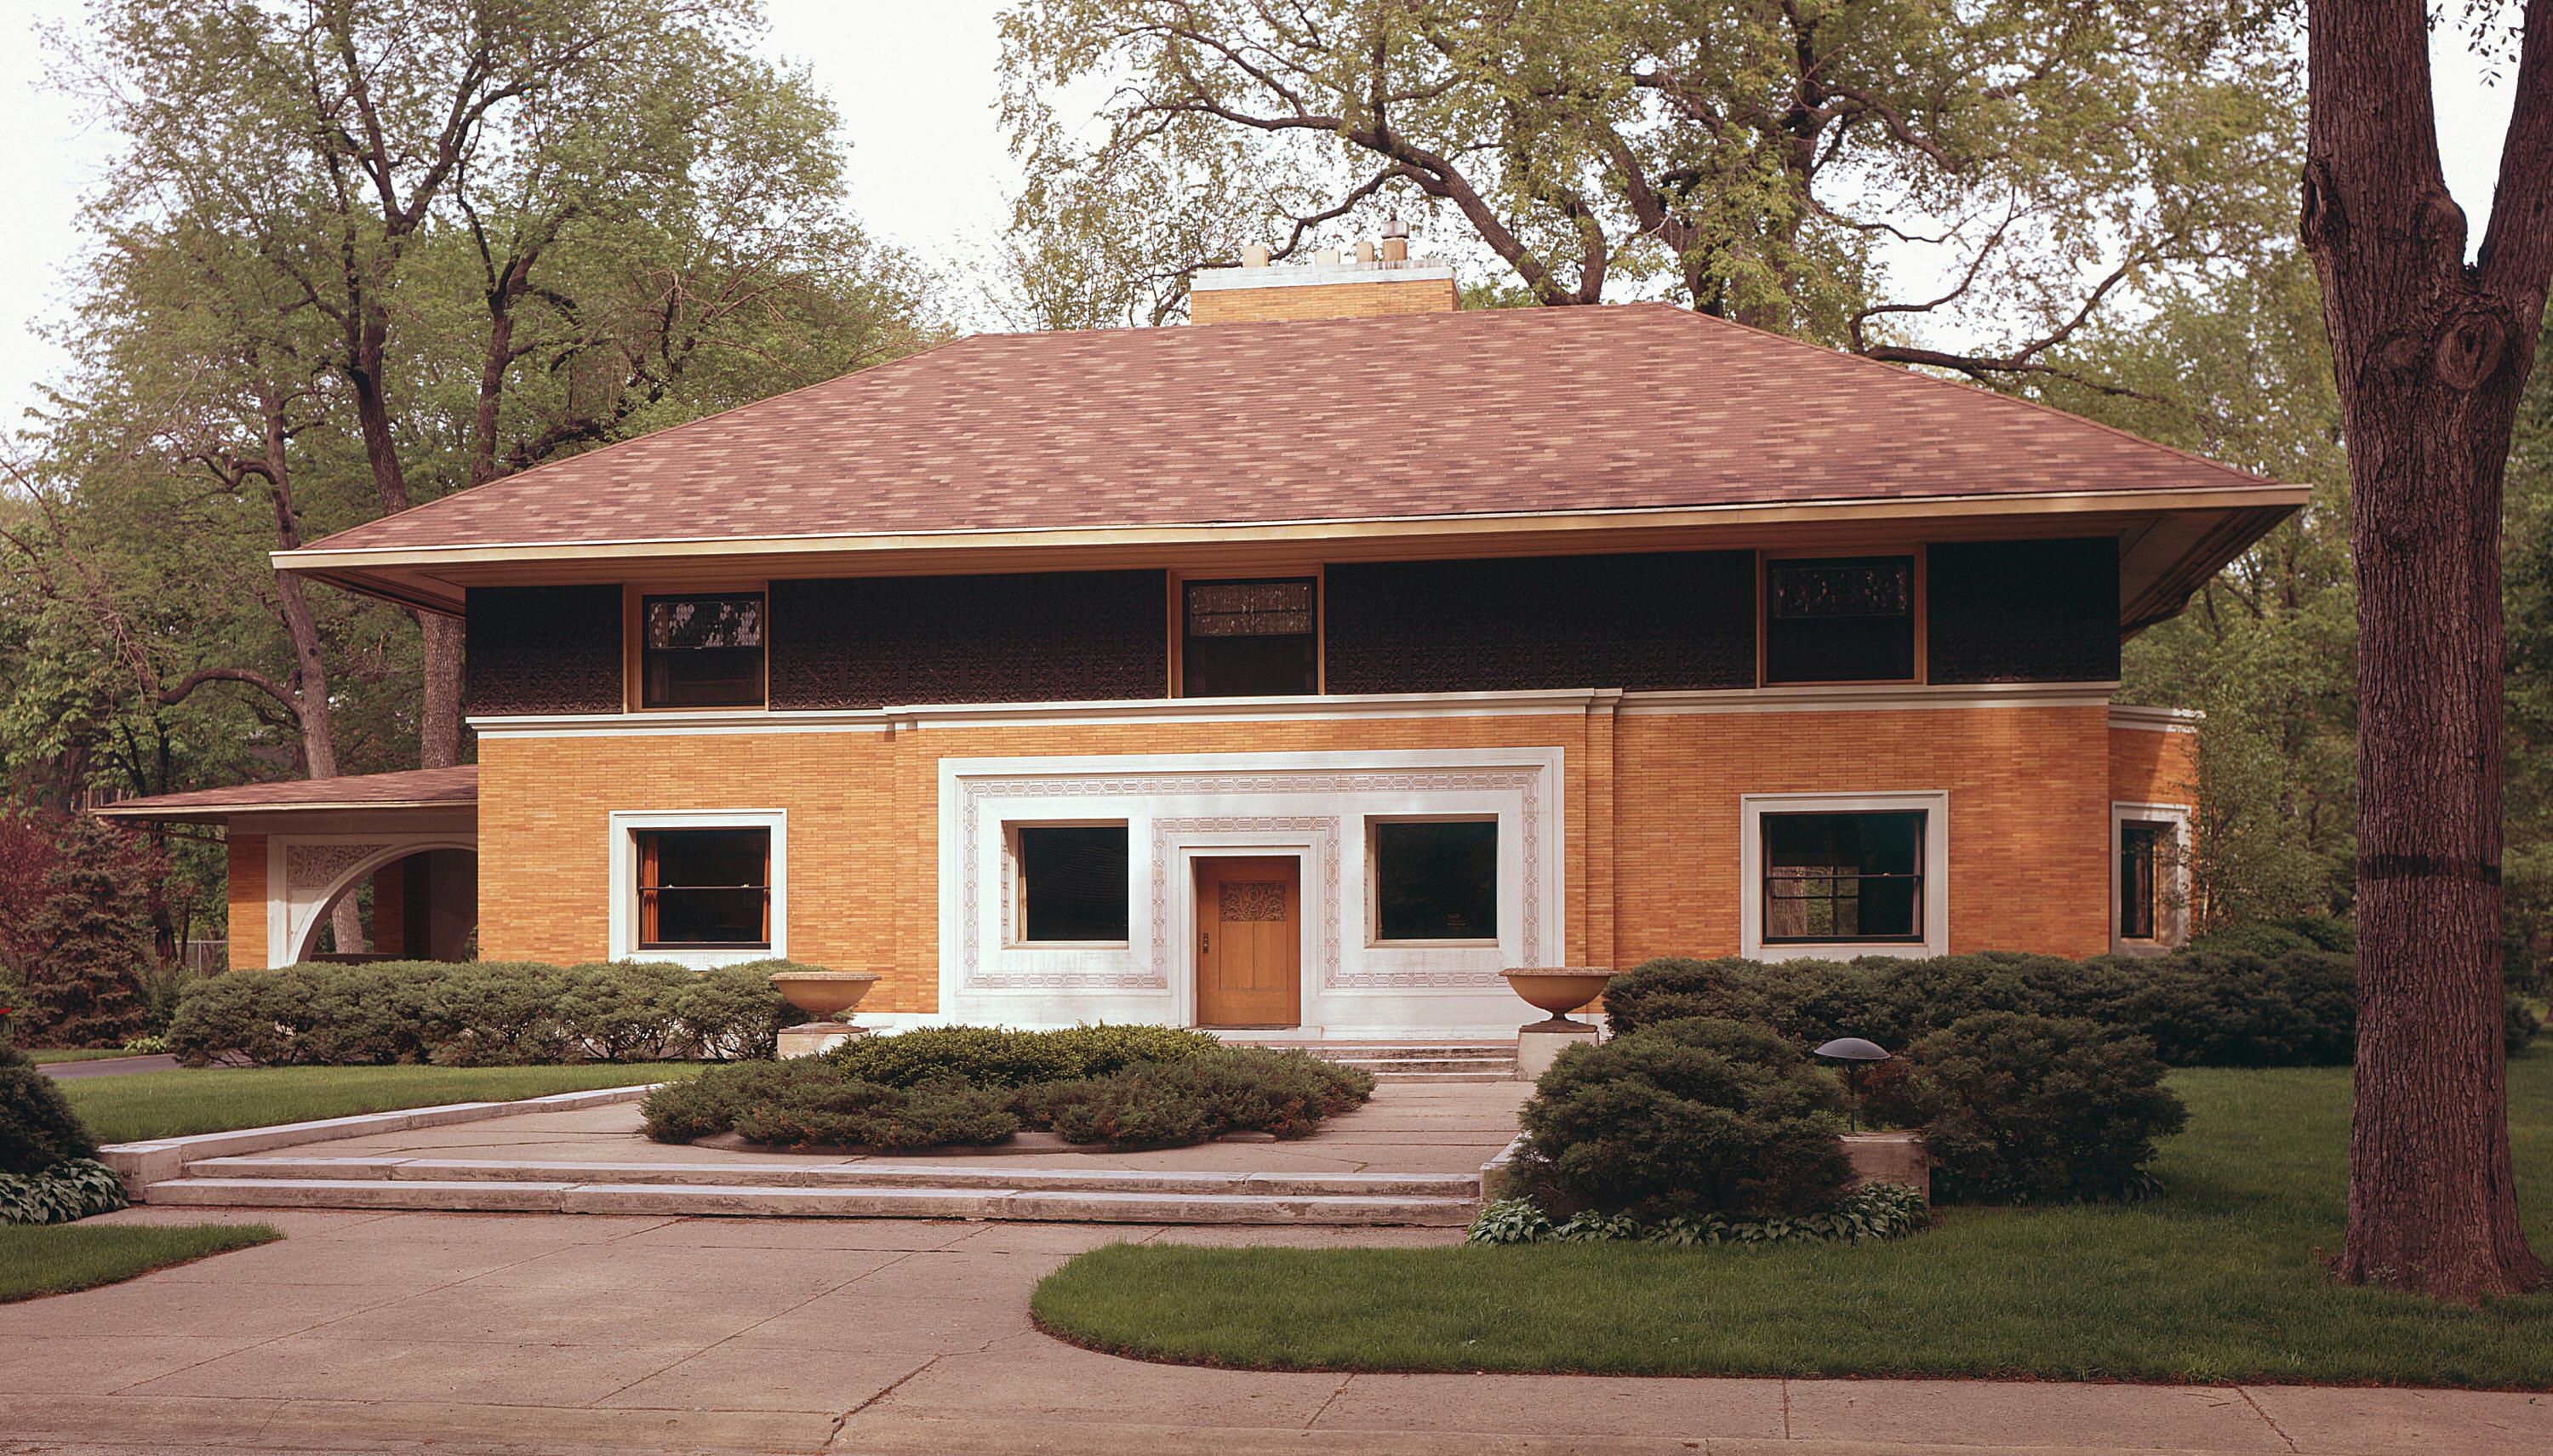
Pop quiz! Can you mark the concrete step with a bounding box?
[1258,1042,1517,1062]
[180,1155,1479,1200]
[143,1176,1477,1225]
[1328,1056,1516,1071]
[1368,1070,1516,1083]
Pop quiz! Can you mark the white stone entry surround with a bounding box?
[937,748,1567,1037]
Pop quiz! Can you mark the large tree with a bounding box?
[55,0,931,768]
[998,0,2296,383]
[2299,0,2551,1299]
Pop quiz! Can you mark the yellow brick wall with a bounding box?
[1191,276,1459,324]
[1612,705,2117,962]
[2110,723,2199,808]
[477,702,2125,1009]
[226,834,266,971]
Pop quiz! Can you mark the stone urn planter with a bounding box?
[769,968,880,1058]
[1499,967,1613,1081]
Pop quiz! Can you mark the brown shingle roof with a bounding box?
[95,767,477,821]
[293,304,2276,557]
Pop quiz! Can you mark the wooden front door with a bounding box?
[1194,856,1301,1028]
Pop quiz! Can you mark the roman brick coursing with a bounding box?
[464,585,623,715]
[770,571,1168,708]
[1326,553,1756,693]
[226,834,266,971]
[475,701,2123,1012]
[1928,538,2122,684]
[2110,720,2199,808]
[1190,276,1459,323]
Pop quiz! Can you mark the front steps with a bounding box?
[140,1156,1483,1225]
[1273,1041,1520,1082]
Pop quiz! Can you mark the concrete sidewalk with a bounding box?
[4,1206,2547,1456]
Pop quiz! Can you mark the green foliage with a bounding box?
[0,1042,101,1175]
[2187,915,2357,957]
[1467,1183,1931,1248]
[828,1023,1223,1088]
[11,821,160,1048]
[1866,1013,2189,1204]
[1599,945,2361,1069]
[1002,0,2296,363]
[726,1076,1022,1152]
[1516,1017,1855,1221]
[648,1031,1374,1151]
[1022,1048,1374,1146]
[0,1158,129,1226]
[166,959,796,1066]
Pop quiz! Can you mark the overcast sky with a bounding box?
[0,2,2522,429]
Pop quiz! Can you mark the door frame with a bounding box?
[1170,841,1321,1031]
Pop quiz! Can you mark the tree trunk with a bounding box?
[346,317,467,768]
[2303,0,2552,1301]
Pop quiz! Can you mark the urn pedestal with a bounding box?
[768,969,881,1059]
[1498,967,1613,1082]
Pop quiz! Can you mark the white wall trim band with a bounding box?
[471,682,2124,739]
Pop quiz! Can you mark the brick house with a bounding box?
[102,254,2293,1038]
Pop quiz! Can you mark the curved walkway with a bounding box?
[3,1207,2546,1456]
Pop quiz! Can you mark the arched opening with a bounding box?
[300,848,479,963]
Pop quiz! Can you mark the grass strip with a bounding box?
[64,1062,705,1145]
[1032,1057,2553,1388]
[0,1222,280,1302]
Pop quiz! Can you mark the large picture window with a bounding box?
[1761,810,1925,944]
[1014,825,1131,943]
[641,593,765,708]
[1182,578,1317,697]
[637,828,770,949]
[1371,819,1499,942]
[1764,556,1915,684]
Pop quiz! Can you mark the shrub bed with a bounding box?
[1865,1012,2189,1203]
[1512,1017,1856,1221]
[643,1027,1374,1151]
[1465,1182,1929,1248]
[1602,945,2375,1065]
[166,958,800,1066]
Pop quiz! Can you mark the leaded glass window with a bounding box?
[642,594,765,708]
[1764,557,1916,683]
[1182,578,1317,696]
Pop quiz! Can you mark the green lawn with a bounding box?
[23,1049,144,1065]
[1032,1053,2553,1388]
[64,1063,705,1144]
[0,1222,281,1302]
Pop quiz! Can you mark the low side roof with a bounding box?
[282,303,2289,558]
[95,767,478,824]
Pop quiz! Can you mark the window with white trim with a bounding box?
[1370,818,1498,943]
[636,828,770,949]
[1760,810,1926,945]
[1012,824,1131,943]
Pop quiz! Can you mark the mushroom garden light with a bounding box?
[1813,1036,1893,1132]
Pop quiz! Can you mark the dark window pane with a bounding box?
[1762,811,1923,942]
[1765,557,1915,683]
[1019,825,1130,941]
[643,594,766,708]
[1183,578,1316,696]
[1374,820,1499,940]
[2120,821,2163,939]
[637,828,768,948]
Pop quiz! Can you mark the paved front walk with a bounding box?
[6,1207,2549,1456]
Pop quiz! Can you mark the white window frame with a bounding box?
[1364,814,1502,948]
[1006,820,1135,950]
[1739,791,1950,960]
[2110,802,2192,955]
[608,808,786,968]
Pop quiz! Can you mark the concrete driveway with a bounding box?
[3,1206,2549,1456]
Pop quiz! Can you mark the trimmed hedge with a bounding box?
[1865,1012,2189,1203]
[829,1023,1222,1087]
[1514,1017,1856,1221]
[1601,947,2364,1067]
[166,959,801,1066]
[645,1031,1374,1151]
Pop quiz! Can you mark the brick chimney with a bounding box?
[1191,220,1457,323]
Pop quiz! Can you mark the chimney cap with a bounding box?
[1381,215,1409,239]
